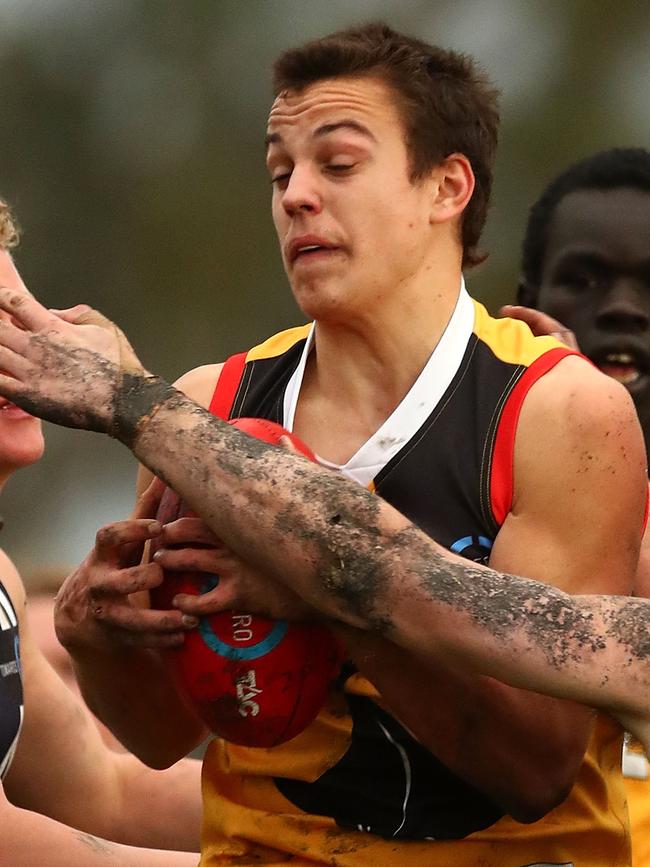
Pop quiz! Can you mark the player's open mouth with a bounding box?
[590,346,649,391]
[0,398,31,417]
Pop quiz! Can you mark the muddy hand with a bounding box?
[54,478,194,650]
[0,287,149,432]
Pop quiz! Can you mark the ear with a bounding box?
[516,275,538,308]
[428,153,475,226]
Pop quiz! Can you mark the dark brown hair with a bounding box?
[273,22,500,267]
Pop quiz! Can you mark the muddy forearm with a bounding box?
[118,380,650,716]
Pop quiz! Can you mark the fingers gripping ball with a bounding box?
[150,418,343,747]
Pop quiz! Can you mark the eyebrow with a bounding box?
[550,249,650,274]
[264,120,377,150]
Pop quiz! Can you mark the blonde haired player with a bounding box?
[0,200,201,867]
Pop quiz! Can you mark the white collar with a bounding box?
[283,279,475,485]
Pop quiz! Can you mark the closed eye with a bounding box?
[326,163,355,174]
[271,171,291,188]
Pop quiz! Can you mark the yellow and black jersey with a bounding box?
[0,577,22,780]
[200,287,630,866]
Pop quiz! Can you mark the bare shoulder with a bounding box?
[0,548,24,613]
[173,363,224,410]
[522,354,642,441]
[508,353,647,591]
[516,354,646,487]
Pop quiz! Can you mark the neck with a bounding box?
[309,267,463,413]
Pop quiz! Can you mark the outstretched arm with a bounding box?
[0,290,649,745]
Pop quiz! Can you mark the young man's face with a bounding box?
[535,187,650,438]
[265,76,439,323]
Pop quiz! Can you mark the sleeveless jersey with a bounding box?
[0,577,22,781]
[200,289,630,867]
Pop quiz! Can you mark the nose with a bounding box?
[281,165,322,218]
[596,282,650,333]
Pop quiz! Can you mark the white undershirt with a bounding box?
[282,280,475,486]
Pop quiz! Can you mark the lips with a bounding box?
[287,235,340,265]
[589,343,650,390]
[0,398,32,418]
[597,353,642,385]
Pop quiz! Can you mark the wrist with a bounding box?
[111,373,180,447]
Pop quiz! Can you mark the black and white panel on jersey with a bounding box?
[0,581,23,780]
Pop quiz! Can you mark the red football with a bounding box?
[150,418,343,747]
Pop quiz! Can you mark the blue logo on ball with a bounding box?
[197,574,289,661]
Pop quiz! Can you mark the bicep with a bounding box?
[491,361,647,596]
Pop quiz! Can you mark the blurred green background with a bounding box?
[0,0,648,579]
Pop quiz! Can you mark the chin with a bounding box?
[0,416,45,473]
[292,287,347,324]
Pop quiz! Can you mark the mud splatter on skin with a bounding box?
[395,525,609,669]
[112,375,394,631]
[111,373,181,443]
[602,600,650,662]
[10,334,118,432]
[73,831,115,855]
[118,380,650,681]
[24,350,648,696]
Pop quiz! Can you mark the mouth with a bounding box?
[287,236,341,266]
[590,347,649,390]
[0,398,32,417]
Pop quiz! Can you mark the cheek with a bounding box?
[272,195,287,231]
[0,418,45,465]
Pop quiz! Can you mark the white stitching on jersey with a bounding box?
[376,719,413,838]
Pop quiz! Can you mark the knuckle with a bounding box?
[96,524,118,546]
[160,612,183,630]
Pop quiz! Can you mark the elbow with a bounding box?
[505,778,573,824]
[141,754,176,771]
[115,735,191,770]
[500,757,579,824]
[498,711,592,824]
[135,745,187,770]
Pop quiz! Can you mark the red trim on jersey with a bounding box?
[490,347,578,527]
[208,352,247,420]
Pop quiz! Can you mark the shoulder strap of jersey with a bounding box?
[490,346,578,527]
[208,351,247,420]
